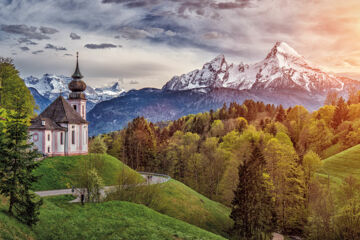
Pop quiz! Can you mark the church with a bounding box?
[29,53,89,156]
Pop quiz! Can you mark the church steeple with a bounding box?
[68,52,86,98]
[72,52,83,79]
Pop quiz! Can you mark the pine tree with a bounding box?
[331,97,348,129]
[0,108,42,226]
[230,144,275,240]
[275,105,286,122]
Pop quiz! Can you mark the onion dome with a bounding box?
[68,52,86,93]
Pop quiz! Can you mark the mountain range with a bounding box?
[23,74,125,112]
[25,42,360,136]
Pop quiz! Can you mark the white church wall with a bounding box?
[30,130,44,153]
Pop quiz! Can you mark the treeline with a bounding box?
[95,92,360,238]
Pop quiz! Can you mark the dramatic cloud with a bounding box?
[45,43,67,51]
[70,32,81,40]
[18,38,37,45]
[20,46,30,51]
[32,50,44,54]
[84,43,117,49]
[39,26,59,34]
[1,24,49,40]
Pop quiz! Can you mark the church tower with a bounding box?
[68,52,87,119]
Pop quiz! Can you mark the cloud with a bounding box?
[32,50,44,54]
[70,32,81,40]
[84,43,118,49]
[0,24,50,40]
[18,38,38,45]
[165,30,176,37]
[129,80,139,84]
[45,43,67,51]
[20,46,30,51]
[64,53,73,56]
[39,26,59,34]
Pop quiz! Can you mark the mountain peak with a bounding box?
[266,41,301,59]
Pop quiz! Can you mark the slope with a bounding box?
[32,154,143,191]
[150,180,232,237]
[318,144,360,184]
[0,194,225,240]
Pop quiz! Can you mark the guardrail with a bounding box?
[137,171,171,179]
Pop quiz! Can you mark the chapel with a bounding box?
[29,53,89,156]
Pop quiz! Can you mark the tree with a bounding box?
[0,108,42,226]
[89,136,107,154]
[0,60,35,115]
[209,119,225,137]
[324,90,339,106]
[275,105,286,122]
[331,97,349,130]
[230,144,275,240]
[302,151,322,205]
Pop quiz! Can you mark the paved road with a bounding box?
[34,173,170,198]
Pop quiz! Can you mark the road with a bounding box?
[34,173,170,198]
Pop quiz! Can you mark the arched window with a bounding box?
[48,134,50,141]
[48,146,50,153]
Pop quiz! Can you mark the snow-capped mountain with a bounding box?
[23,74,125,112]
[163,42,355,93]
[87,42,360,136]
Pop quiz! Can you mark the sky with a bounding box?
[1,0,360,89]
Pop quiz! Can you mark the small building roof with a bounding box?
[30,96,88,130]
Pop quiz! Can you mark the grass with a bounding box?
[318,144,360,184]
[134,179,232,237]
[0,194,226,240]
[0,195,35,240]
[32,154,143,191]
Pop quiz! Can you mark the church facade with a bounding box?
[29,53,89,156]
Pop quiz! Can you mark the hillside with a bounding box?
[319,144,360,184]
[144,180,232,237]
[0,195,225,240]
[32,154,143,191]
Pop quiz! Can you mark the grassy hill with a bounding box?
[318,144,360,184]
[32,154,143,191]
[149,180,232,237]
[0,195,225,240]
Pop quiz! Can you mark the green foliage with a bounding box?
[230,145,275,240]
[124,117,158,171]
[89,136,107,154]
[331,97,349,130]
[0,60,35,115]
[0,109,42,226]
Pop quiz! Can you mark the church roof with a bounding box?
[29,117,66,131]
[30,96,88,130]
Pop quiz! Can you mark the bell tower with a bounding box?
[68,52,87,120]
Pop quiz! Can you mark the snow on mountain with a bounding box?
[23,74,125,112]
[162,42,351,93]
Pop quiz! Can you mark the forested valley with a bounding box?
[95,93,360,239]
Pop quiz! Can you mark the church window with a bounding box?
[72,130,75,144]
[73,105,77,111]
[82,105,84,117]
[48,134,50,141]
[41,120,45,126]
[60,132,64,145]
[48,147,50,153]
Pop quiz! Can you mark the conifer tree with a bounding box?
[275,105,286,122]
[0,108,42,226]
[230,144,275,240]
[331,97,348,129]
